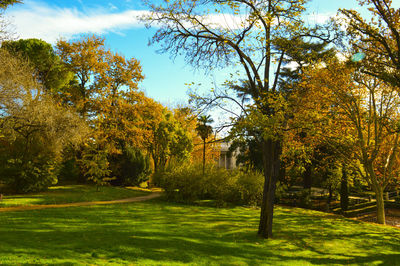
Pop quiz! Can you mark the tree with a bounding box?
[195,115,214,175]
[301,61,400,224]
[80,144,113,191]
[2,38,74,94]
[117,146,151,186]
[142,0,333,238]
[0,0,22,42]
[90,51,146,154]
[340,165,349,212]
[0,0,21,9]
[56,35,107,118]
[174,106,220,165]
[0,49,87,192]
[149,110,193,173]
[56,35,160,185]
[340,0,400,89]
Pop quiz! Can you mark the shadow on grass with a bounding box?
[0,200,399,265]
[0,185,149,208]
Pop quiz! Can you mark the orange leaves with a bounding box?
[298,59,400,193]
[98,51,144,94]
[56,35,164,161]
[57,35,107,78]
[95,89,164,155]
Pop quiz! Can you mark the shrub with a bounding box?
[80,146,113,191]
[299,189,312,208]
[274,181,288,203]
[58,157,80,183]
[0,157,58,193]
[110,147,151,186]
[158,163,206,203]
[233,170,264,206]
[157,162,264,206]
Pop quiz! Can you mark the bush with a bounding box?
[274,181,288,203]
[157,162,264,206]
[0,157,58,193]
[58,157,80,183]
[110,147,151,186]
[233,170,264,206]
[0,49,86,193]
[157,163,210,203]
[80,145,114,191]
[298,189,312,208]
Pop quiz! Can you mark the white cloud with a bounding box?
[8,1,363,45]
[6,1,149,44]
[5,0,247,44]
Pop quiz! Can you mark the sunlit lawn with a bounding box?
[0,198,399,265]
[0,185,149,207]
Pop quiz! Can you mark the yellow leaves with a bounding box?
[56,34,161,158]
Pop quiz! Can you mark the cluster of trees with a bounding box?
[0,34,200,192]
[142,0,400,237]
[0,1,220,193]
[3,0,399,240]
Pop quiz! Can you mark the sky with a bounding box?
[4,0,394,106]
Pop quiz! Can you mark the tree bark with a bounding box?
[340,166,349,212]
[365,162,386,224]
[202,139,206,175]
[375,186,386,224]
[153,156,158,174]
[303,163,312,189]
[258,138,282,238]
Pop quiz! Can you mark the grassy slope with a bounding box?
[0,199,399,265]
[0,185,149,207]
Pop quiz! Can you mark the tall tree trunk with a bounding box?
[340,165,349,212]
[303,163,312,189]
[375,186,386,224]
[366,162,386,224]
[258,138,282,238]
[202,138,206,175]
[153,156,158,174]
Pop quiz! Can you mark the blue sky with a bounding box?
[5,0,390,105]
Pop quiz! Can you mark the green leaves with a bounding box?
[0,49,87,192]
[150,110,194,172]
[2,39,73,94]
[80,144,113,189]
[195,114,214,141]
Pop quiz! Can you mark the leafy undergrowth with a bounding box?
[0,200,399,265]
[0,185,149,207]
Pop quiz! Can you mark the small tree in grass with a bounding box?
[195,115,213,175]
[81,145,114,191]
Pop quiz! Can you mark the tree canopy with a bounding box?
[143,0,337,238]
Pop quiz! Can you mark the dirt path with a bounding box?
[0,192,162,213]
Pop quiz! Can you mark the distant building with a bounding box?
[217,142,238,169]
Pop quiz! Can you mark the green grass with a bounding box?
[0,199,399,265]
[0,185,149,207]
